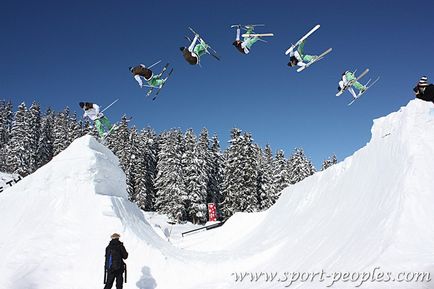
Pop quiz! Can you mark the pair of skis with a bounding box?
[336,68,370,97]
[230,24,274,44]
[347,76,380,106]
[336,68,380,105]
[285,24,332,72]
[144,63,174,101]
[231,23,274,38]
[188,27,221,61]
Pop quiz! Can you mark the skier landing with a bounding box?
[79,102,112,138]
[129,64,167,89]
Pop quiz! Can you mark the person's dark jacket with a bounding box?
[181,48,198,65]
[414,84,434,102]
[131,66,152,80]
[233,41,247,54]
[105,239,128,272]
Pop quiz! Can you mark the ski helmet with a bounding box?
[179,47,185,52]
[79,102,84,108]
[128,66,133,72]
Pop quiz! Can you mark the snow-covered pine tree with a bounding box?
[222,129,259,217]
[133,127,158,211]
[27,102,41,173]
[272,149,290,196]
[289,148,316,184]
[0,100,13,148]
[198,128,212,198]
[208,134,224,210]
[154,129,187,223]
[222,128,243,216]
[107,115,130,171]
[0,100,13,171]
[6,103,32,176]
[68,112,82,143]
[321,154,337,171]
[52,107,71,156]
[125,127,141,202]
[37,108,55,168]
[257,144,276,210]
[183,129,208,224]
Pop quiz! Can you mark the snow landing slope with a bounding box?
[178,99,434,289]
[1,100,434,289]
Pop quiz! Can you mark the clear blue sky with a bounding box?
[1,0,433,168]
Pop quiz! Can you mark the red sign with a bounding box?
[208,203,217,222]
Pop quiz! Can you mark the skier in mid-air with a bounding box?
[180,28,220,65]
[338,71,367,98]
[129,64,167,88]
[287,40,318,68]
[413,76,434,102]
[232,25,261,54]
[179,33,210,65]
[79,102,112,138]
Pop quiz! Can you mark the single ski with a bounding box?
[296,47,332,72]
[100,124,118,142]
[146,63,169,97]
[348,77,380,106]
[336,68,370,96]
[100,117,133,142]
[188,27,220,61]
[231,24,264,29]
[241,33,274,38]
[153,68,174,101]
[285,24,320,55]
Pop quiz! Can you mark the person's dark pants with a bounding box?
[104,269,124,289]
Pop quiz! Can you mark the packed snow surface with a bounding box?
[1,99,434,289]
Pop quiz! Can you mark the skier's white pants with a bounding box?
[339,80,357,98]
[188,35,199,52]
[236,27,250,54]
[134,75,144,87]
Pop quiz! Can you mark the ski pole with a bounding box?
[101,99,119,114]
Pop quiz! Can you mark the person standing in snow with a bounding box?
[338,70,367,98]
[413,76,434,102]
[104,233,128,289]
[79,102,112,138]
[232,25,260,54]
[129,64,166,88]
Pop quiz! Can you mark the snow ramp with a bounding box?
[179,99,434,289]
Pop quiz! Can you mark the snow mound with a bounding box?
[0,136,170,289]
